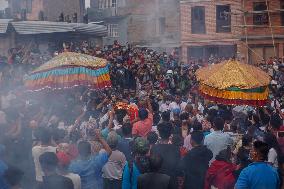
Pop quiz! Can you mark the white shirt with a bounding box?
[169,101,187,112]
[32,145,57,182]
[204,131,233,164]
[268,148,278,168]
[64,173,81,189]
[159,103,169,112]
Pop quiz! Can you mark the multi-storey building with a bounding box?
[90,0,180,47]
[180,0,242,63]
[7,0,85,22]
[239,0,284,64]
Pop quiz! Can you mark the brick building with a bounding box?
[89,0,180,48]
[7,0,85,22]
[239,0,284,64]
[180,0,242,63]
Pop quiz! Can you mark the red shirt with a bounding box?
[132,112,153,137]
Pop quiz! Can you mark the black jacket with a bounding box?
[137,172,174,189]
[183,145,213,189]
[41,174,74,189]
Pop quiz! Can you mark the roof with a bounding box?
[71,23,107,36]
[12,21,74,34]
[0,19,107,36]
[0,19,13,34]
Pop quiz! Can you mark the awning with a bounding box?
[0,19,107,36]
[0,19,13,34]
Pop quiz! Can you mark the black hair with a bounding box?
[39,128,52,145]
[261,114,270,126]
[4,166,24,187]
[270,113,282,130]
[157,122,172,140]
[78,141,91,157]
[215,147,231,162]
[52,128,66,144]
[191,131,204,145]
[147,131,158,145]
[161,111,170,122]
[264,132,282,163]
[39,152,58,172]
[122,123,132,136]
[253,141,269,161]
[172,134,184,147]
[138,109,148,120]
[242,135,252,147]
[252,114,260,124]
[180,112,189,121]
[213,117,225,131]
[192,121,202,131]
[149,154,163,172]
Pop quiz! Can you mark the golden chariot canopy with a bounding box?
[25,52,111,91]
[195,60,271,106]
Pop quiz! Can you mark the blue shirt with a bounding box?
[235,162,280,189]
[69,152,108,189]
[122,162,141,189]
[0,160,9,189]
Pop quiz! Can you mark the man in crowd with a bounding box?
[204,117,233,163]
[32,128,57,188]
[69,130,111,189]
[183,131,212,189]
[137,154,173,189]
[39,152,74,189]
[132,98,153,137]
[235,141,280,189]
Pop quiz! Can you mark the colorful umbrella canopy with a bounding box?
[25,52,111,91]
[196,60,271,106]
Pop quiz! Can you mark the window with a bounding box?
[26,0,32,13]
[159,17,166,34]
[99,0,115,9]
[216,5,231,33]
[253,2,268,25]
[191,6,206,34]
[112,0,117,8]
[108,24,119,37]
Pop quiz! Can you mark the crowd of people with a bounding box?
[0,40,284,189]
